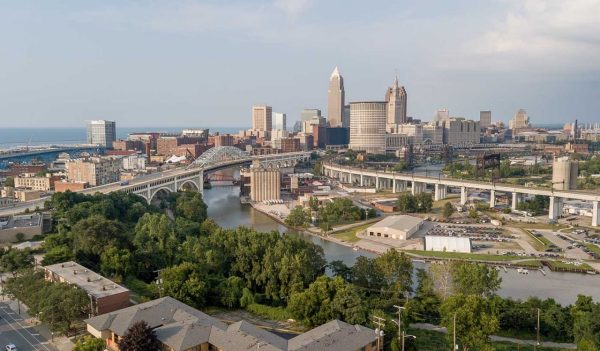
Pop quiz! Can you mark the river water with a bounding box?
[203,185,600,305]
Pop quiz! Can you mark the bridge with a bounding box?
[0,145,106,169]
[322,163,600,227]
[0,147,310,216]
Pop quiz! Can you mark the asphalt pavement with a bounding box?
[0,303,56,351]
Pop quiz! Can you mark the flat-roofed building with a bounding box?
[249,161,281,202]
[349,101,387,154]
[366,215,424,240]
[425,236,472,253]
[14,189,41,202]
[66,156,121,187]
[252,105,273,131]
[0,213,48,242]
[43,261,130,316]
[87,120,116,148]
[14,174,57,191]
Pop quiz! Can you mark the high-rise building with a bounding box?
[480,111,492,128]
[249,160,281,202]
[509,109,530,130]
[385,76,407,126]
[273,112,287,131]
[343,104,351,128]
[349,101,387,154]
[87,120,116,148]
[300,109,322,133]
[65,156,121,187]
[436,118,481,145]
[252,105,272,131]
[327,66,345,127]
[434,109,450,122]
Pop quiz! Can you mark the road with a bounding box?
[0,303,56,351]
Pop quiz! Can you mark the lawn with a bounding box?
[522,229,552,251]
[330,223,372,243]
[405,250,524,262]
[545,260,594,271]
[584,243,600,257]
[507,222,568,230]
[516,259,543,268]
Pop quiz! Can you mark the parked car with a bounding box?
[6,344,17,351]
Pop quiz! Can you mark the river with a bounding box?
[203,185,600,305]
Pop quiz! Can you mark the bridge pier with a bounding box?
[490,190,496,208]
[460,187,468,205]
[434,184,447,201]
[593,201,599,227]
[511,192,522,210]
[548,196,562,220]
[412,182,425,195]
[360,174,364,187]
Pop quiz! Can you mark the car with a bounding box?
[5,344,17,351]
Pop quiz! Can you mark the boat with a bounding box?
[587,270,597,275]
[539,269,546,276]
[352,247,359,251]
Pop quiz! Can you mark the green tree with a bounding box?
[73,336,106,351]
[407,269,441,323]
[0,248,34,277]
[571,295,600,350]
[397,193,417,213]
[119,321,161,351]
[440,294,499,351]
[219,276,244,308]
[4,176,14,187]
[160,262,208,308]
[452,262,501,297]
[71,215,128,269]
[174,191,208,223]
[415,192,433,212]
[41,245,74,266]
[442,202,454,218]
[100,246,134,280]
[285,206,310,227]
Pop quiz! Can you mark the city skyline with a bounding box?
[2,0,600,128]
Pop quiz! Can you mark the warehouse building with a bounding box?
[366,215,424,240]
[424,236,472,253]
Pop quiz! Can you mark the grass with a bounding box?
[545,260,594,271]
[124,277,157,303]
[516,259,543,268]
[405,250,524,262]
[407,328,572,351]
[245,303,293,321]
[507,222,568,230]
[522,229,551,251]
[584,243,600,257]
[330,223,372,243]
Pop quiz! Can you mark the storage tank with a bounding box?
[552,157,578,190]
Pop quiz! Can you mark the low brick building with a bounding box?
[43,261,130,316]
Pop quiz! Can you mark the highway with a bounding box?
[0,303,56,351]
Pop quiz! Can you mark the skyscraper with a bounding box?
[252,105,272,131]
[273,112,287,131]
[480,111,492,128]
[509,109,530,130]
[348,101,387,154]
[327,66,345,127]
[87,120,116,148]
[300,109,321,133]
[385,76,407,125]
[434,109,450,122]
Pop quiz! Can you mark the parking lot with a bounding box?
[427,224,514,242]
[0,303,55,351]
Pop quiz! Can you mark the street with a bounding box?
[0,303,56,351]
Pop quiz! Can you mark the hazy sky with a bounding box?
[1,0,600,128]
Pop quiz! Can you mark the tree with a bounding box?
[415,192,433,212]
[397,193,417,213]
[442,202,454,218]
[174,191,208,223]
[452,262,501,297]
[285,206,310,227]
[440,294,499,351]
[71,215,128,269]
[119,321,161,351]
[15,232,25,243]
[0,248,34,277]
[73,336,105,351]
[219,276,244,308]
[407,269,441,323]
[328,260,352,281]
[4,176,14,187]
[429,261,454,299]
[571,295,600,350]
[41,245,75,266]
[160,262,208,308]
[100,246,134,280]
[468,209,479,219]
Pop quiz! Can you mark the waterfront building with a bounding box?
[273,112,287,131]
[385,76,407,127]
[85,296,377,351]
[425,236,472,253]
[249,161,281,202]
[65,156,121,187]
[348,101,387,153]
[480,110,492,128]
[252,105,273,132]
[87,120,116,148]
[509,109,531,130]
[366,215,424,240]
[44,261,130,315]
[327,66,345,127]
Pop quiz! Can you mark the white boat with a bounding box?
[352,247,358,251]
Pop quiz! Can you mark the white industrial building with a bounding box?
[366,215,424,240]
[424,236,472,253]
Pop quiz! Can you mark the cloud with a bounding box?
[274,0,313,18]
[453,0,600,72]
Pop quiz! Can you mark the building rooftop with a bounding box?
[0,213,43,230]
[368,215,424,232]
[43,261,129,299]
[86,297,376,351]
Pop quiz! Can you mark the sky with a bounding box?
[1,0,600,128]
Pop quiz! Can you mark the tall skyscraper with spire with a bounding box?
[327,66,345,128]
[385,76,407,125]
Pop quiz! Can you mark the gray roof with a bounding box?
[288,320,376,351]
[367,215,424,232]
[43,261,129,299]
[86,297,375,351]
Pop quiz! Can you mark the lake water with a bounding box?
[203,184,600,305]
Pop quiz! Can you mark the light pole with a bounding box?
[393,305,405,350]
